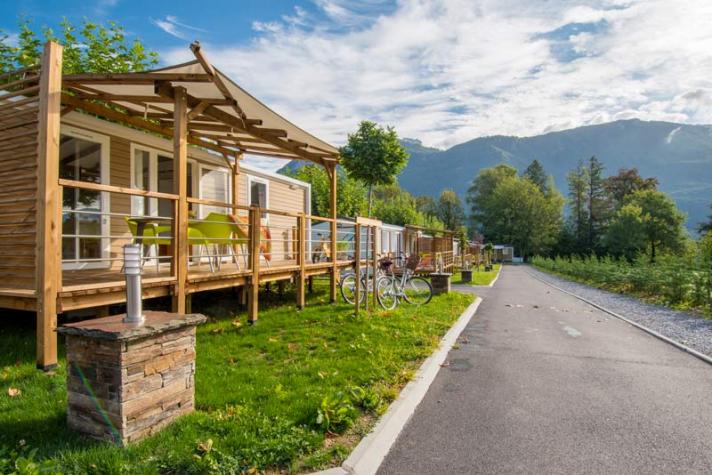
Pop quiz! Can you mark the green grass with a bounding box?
[452,264,501,286]
[0,281,472,473]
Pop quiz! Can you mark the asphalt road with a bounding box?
[378,265,712,475]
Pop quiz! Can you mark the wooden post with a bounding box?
[35,41,63,370]
[231,155,241,265]
[248,207,261,322]
[372,226,378,309]
[296,214,306,309]
[354,224,361,315]
[328,164,338,303]
[172,86,189,314]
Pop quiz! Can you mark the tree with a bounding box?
[701,231,712,264]
[603,168,658,209]
[566,161,589,253]
[1,17,158,73]
[436,190,465,231]
[466,164,517,237]
[415,195,438,219]
[603,204,647,261]
[625,189,686,262]
[523,159,548,193]
[340,121,409,217]
[478,175,563,258]
[699,203,712,234]
[585,156,609,254]
[289,165,367,218]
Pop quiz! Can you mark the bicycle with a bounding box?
[340,254,433,310]
[375,254,433,310]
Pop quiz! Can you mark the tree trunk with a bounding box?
[651,240,656,263]
[367,183,373,217]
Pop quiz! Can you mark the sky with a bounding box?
[3,0,712,171]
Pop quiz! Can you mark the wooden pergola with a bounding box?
[18,41,347,368]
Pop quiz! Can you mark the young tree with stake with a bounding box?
[340,121,409,217]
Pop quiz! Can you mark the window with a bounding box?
[249,177,268,219]
[130,144,197,217]
[59,127,110,268]
[198,165,230,217]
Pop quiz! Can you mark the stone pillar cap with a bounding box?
[58,311,207,342]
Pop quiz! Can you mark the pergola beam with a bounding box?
[154,81,330,166]
[63,72,213,84]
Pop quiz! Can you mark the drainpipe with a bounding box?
[123,244,144,325]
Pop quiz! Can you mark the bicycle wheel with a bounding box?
[340,273,366,305]
[376,276,398,310]
[402,276,433,305]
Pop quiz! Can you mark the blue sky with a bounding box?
[3,1,712,171]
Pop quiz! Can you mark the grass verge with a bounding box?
[452,264,501,286]
[0,280,472,473]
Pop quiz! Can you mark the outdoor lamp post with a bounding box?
[123,244,144,325]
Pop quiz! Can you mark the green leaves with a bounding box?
[0,17,158,74]
[316,392,358,434]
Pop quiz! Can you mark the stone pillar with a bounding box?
[58,311,206,446]
[460,270,472,283]
[430,272,452,295]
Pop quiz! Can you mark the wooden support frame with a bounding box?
[354,223,361,315]
[248,207,261,322]
[328,164,338,303]
[297,213,306,309]
[172,86,189,313]
[35,42,63,370]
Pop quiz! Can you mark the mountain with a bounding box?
[398,119,712,230]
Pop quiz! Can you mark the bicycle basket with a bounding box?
[405,254,421,271]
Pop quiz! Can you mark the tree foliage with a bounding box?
[466,167,563,258]
[699,203,712,234]
[603,168,658,209]
[585,156,610,253]
[339,121,409,216]
[523,159,548,193]
[566,161,589,253]
[436,190,465,232]
[371,185,442,228]
[0,18,158,74]
[605,189,687,262]
[288,165,366,218]
[466,164,517,235]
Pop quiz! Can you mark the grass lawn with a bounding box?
[453,264,501,286]
[0,280,472,474]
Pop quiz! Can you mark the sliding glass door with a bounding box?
[59,127,110,269]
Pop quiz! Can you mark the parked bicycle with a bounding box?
[340,253,433,310]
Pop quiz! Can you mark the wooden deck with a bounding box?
[0,259,355,313]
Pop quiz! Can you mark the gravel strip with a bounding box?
[526,265,712,358]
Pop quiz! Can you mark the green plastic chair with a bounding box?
[190,212,248,271]
[125,217,211,272]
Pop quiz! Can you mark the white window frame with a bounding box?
[197,163,231,218]
[60,125,111,270]
[129,143,198,216]
[247,175,269,221]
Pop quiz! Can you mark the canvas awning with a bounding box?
[60,42,339,166]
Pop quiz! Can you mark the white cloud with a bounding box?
[151,16,206,40]
[160,0,712,170]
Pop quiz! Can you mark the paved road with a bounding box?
[378,265,712,474]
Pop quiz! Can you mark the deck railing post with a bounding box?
[354,224,361,315]
[328,165,338,303]
[296,213,306,309]
[36,41,63,370]
[372,226,378,309]
[171,86,189,314]
[248,207,261,323]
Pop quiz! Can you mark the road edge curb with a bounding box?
[313,296,483,475]
[526,268,712,366]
